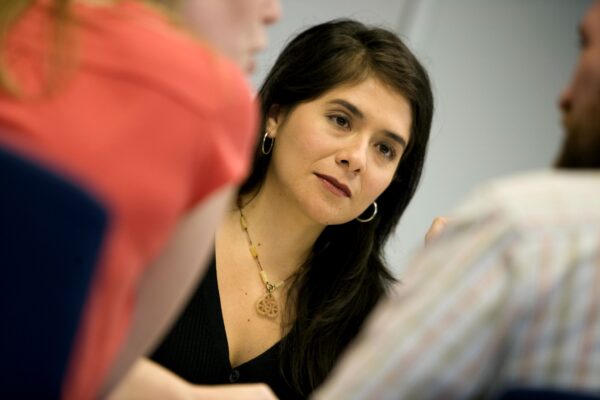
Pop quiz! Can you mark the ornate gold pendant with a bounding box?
[256,292,279,319]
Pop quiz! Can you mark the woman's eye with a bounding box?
[328,114,350,129]
[377,143,397,160]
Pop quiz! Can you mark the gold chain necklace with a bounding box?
[237,199,284,319]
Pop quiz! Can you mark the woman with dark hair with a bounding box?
[111,18,433,400]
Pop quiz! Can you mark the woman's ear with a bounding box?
[265,104,283,138]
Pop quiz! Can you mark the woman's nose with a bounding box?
[335,138,368,174]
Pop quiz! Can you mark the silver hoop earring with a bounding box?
[356,201,378,223]
[261,131,274,155]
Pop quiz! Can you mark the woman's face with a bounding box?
[180,0,281,74]
[265,77,412,225]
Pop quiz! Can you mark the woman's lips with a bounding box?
[315,173,352,198]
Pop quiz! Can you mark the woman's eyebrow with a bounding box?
[328,98,407,149]
[328,99,364,119]
[384,131,406,149]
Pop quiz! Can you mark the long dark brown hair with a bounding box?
[239,19,434,396]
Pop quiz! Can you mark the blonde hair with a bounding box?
[0,0,72,94]
[0,0,179,95]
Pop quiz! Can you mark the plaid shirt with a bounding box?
[314,170,600,400]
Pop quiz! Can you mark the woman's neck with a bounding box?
[233,184,325,283]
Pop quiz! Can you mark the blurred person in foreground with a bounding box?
[0,0,280,399]
[313,1,600,399]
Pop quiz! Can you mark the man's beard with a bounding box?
[555,113,600,169]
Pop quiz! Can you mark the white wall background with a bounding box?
[253,0,592,275]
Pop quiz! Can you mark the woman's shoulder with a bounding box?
[72,1,253,113]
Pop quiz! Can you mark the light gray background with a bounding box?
[252,0,592,275]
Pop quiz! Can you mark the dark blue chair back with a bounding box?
[0,146,108,399]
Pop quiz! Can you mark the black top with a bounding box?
[151,259,305,399]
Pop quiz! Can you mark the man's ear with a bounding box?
[265,104,284,138]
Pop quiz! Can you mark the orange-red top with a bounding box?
[0,1,257,398]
